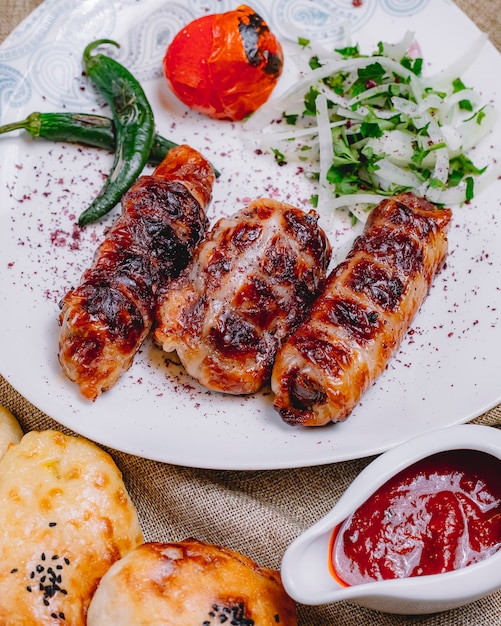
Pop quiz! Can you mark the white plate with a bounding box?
[1,0,500,470]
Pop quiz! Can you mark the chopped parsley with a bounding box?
[255,31,498,222]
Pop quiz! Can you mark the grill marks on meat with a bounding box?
[271,192,452,426]
[58,145,214,401]
[154,198,332,395]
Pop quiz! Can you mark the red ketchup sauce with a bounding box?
[330,450,501,586]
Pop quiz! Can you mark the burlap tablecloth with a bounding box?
[1,1,501,624]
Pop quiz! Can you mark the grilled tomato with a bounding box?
[163,5,283,121]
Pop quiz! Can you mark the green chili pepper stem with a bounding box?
[0,111,221,175]
[78,38,156,226]
[0,112,42,137]
[0,112,166,164]
[83,39,120,66]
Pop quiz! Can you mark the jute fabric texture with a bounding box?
[1,1,501,624]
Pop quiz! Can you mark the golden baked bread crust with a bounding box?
[0,406,23,460]
[88,538,298,625]
[0,430,143,625]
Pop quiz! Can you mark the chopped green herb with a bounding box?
[476,109,487,125]
[450,154,487,177]
[459,99,474,112]
[335,44,360,58]
[465,176,475,201]
[271,148,286,165]
[429,177,447,190]
[452,78,467,93]
[304,86,321,116]
[331,132,359,168]
[309,56,322,70]
[323,72,347,95]
[360,121,384,139]
[256,32,497,218]
[401,56,423,76]
[351,62,386,96]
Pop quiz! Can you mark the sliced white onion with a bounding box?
[439,124,463,154]
[328,193,386,219]
[347,82,409,107]
[390,97,451,200]
[436,88,481,125]
[373,158,423,189]
[437,159,501,205]
[458,104,499,152]
[380,30,417,63]
[315,93,335,230]
[364,129,415,165]
[424,33,488,89]
[248,30,499,218]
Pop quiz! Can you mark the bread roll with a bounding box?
[0,430,143,624]
[87,538,298,625]
[0,406,23,461]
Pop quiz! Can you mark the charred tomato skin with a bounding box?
[163,5,283,121]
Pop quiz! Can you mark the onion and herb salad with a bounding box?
[246,32,499,227]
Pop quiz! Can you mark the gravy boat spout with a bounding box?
[281,424,501,615]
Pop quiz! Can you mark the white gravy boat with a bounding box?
[281,424,501,614]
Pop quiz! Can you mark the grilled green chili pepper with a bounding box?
[0,111,221,174]
[0,112,176,165]
[77,39,155,226]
